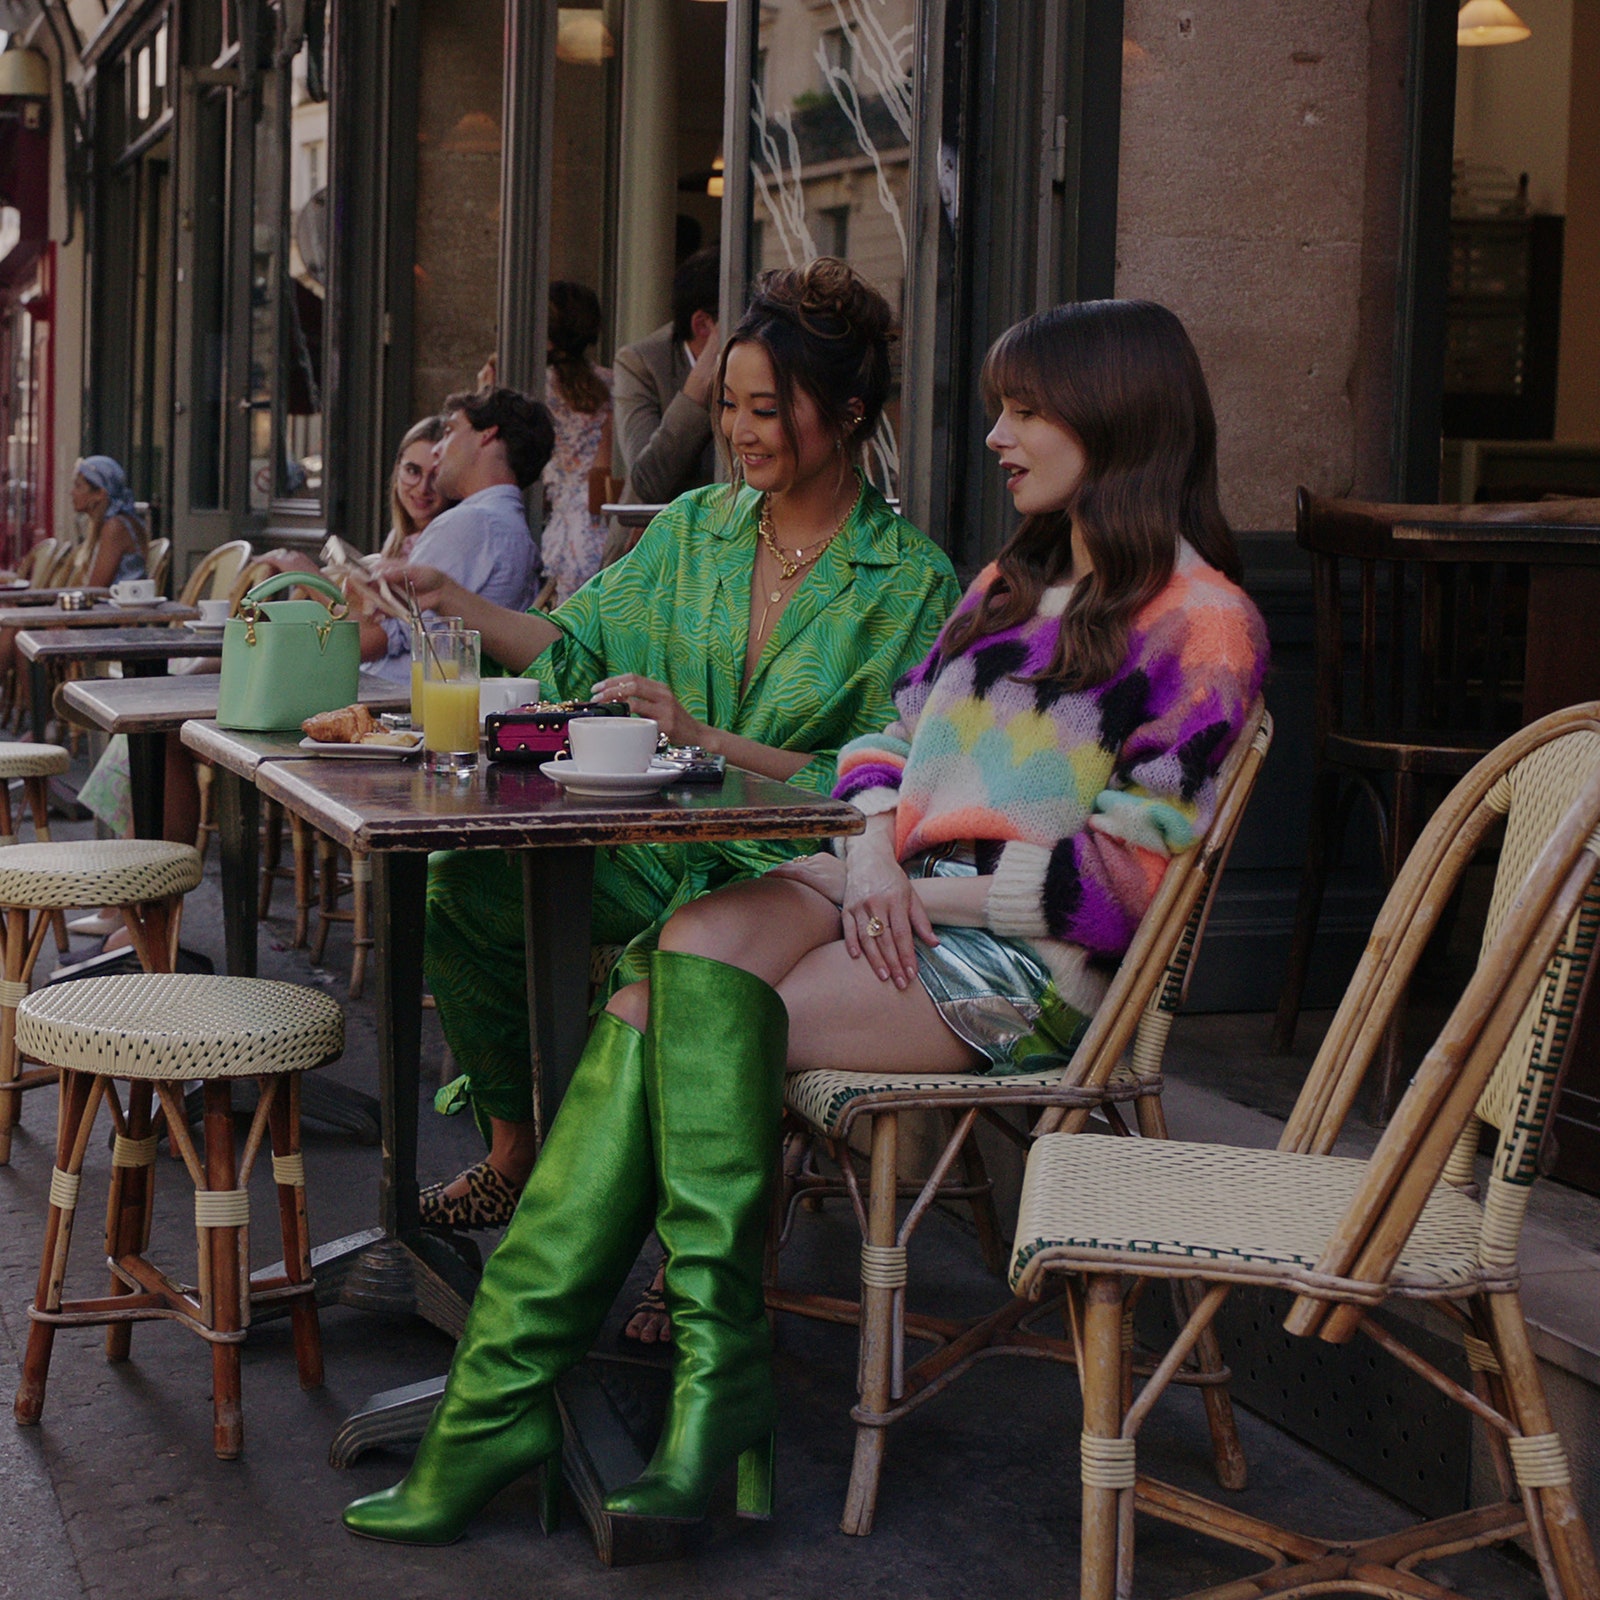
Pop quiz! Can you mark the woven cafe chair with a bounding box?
[0,741,74,961]
[145,538,172,595]
[0,541,56,728]
[768,704,1272,1536]
[309,836,372,997]
[0,840,202,1165]
[257,801,315,947]
[177,538,252,608]
[13,537,56,585]
[1010,702,1600,1600]
[12,973,341,1459]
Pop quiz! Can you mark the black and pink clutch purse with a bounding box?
[483,699,628,763]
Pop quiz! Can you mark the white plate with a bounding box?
[182,618,227,633]
[539,759,681,797]
[298,734,423,760]
[2,578,29,590]
[107,596,160,609]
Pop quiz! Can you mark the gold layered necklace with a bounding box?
[747,482,862,667]
[756,485,859,604]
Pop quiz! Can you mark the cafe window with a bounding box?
[248,3,329,519]
[747,0,915,500]
[125,15,172,147]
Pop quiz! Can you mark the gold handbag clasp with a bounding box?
[313,602,349,652]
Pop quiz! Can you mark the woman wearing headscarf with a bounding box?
[0,456,148,685]
[68,456,149,587]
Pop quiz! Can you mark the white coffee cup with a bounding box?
[480,677,537,723]
[197,598,231,625]
[567,715,659,774]
[111,577,157,603]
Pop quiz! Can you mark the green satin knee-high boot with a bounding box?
[343,1011,656,1545]
[604,951,788,1524]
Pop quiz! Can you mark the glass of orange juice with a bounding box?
[421,628,482,776]
[410,615,462,730]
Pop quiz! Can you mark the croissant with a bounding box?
[302,704,379,743]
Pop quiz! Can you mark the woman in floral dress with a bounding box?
[541,281,612,605]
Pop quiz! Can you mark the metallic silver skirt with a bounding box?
[906,849,1090,1076]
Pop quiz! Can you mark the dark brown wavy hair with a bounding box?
[547,281,609,415]
[941,298,1241,691]
[714,257,895,494]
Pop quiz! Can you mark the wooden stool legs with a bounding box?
[103,1081,157,1364]
[1079,1274,1129,1600]
[16,1068,104,1425]
[14,1065,324,1460]
[267,1075,323,1391]
[842,1112,899,1537]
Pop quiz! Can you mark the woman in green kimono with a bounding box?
[393,258,960,1236]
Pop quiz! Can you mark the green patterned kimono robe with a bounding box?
[428,478,962,1126]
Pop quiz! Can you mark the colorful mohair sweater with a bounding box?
[833,543,1269,1015]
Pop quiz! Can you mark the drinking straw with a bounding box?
[405,576,448,678]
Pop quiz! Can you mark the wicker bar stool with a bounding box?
[0,741,73,962]
[12,973,342,1458]
[0,840,202,1163]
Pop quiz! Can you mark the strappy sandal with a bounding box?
[418,1159,522,1230]
[619,1262,673,1346]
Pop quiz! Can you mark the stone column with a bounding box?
[614,0,677,346]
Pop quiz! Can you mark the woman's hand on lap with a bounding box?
[841,836,938,988]
[590,674,705,746]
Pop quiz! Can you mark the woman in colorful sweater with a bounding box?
[344,298,1267,1548]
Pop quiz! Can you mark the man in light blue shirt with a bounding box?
[367,387,555,679]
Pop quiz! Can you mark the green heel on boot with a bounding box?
[344,1011,657,1545]
[604,952,788,1524]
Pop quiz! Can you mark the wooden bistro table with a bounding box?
[0,584,111,606]
[3,600,202,744]
[216,742,862,1560]
[64,670,405,844]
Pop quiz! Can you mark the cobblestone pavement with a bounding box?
[0,825,1544,1600]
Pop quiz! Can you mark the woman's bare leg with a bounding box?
[605,875,843,1031]
[778,939,982,1074]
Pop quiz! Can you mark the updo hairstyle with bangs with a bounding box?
[714,256,895,493]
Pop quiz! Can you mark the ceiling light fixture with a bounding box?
[1457,1,1532,46]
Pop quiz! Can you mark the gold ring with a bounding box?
[865,917,885,938]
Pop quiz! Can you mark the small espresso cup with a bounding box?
[196,598,231,625]
[111,577,157,603]
[480,677,537,723]
[567,715,659,775]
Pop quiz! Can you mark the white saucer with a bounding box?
[299,734,423,760]
[107,596,159,609]
[539,758,681,797]
[182,618,227,633]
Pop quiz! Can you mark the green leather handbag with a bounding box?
[217,571,361,731]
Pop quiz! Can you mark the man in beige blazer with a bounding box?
[611,248,722,507]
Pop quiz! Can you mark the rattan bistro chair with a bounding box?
[0,741,74,959]
[12,974,341,1459]
[768,705,1272,1536]
[0,840,202,1164]
[1011,704,1600,1600]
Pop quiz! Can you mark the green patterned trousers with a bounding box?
[426,835,809,1128]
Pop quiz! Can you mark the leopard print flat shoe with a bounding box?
[418,1159,522,1230]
